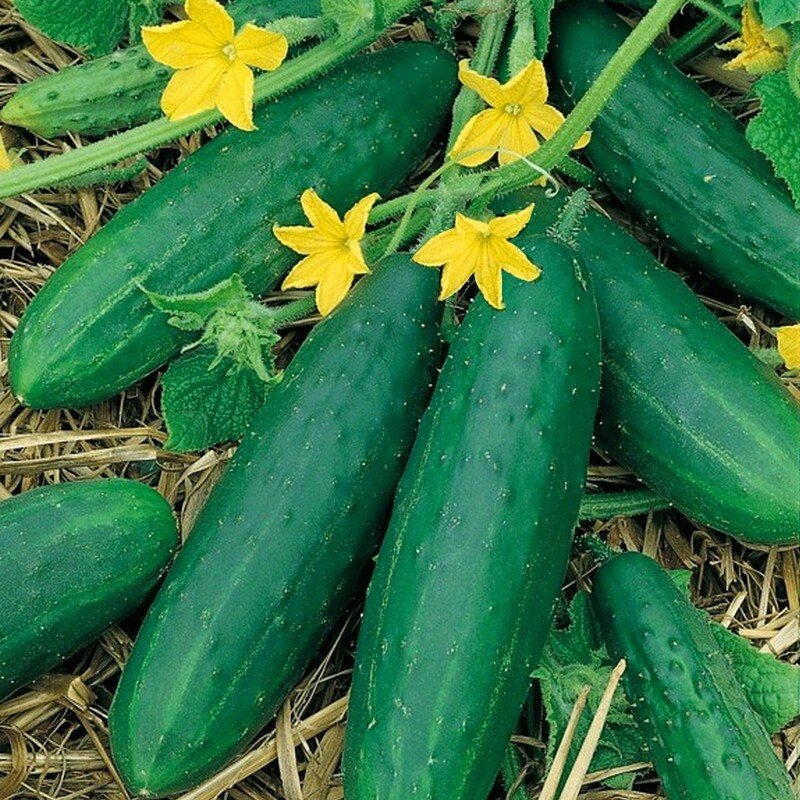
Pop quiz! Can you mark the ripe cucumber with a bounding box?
[592,551,794,800]
[549,0,800,318]
[9,43,456,409]
[2,0,320,137]
[0,480,176,700]
[108,255,442,798]
[514,190,800,545]
[344,237,601,800]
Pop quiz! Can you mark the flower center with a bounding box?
[504,103,522,116]
[222,43,237,62]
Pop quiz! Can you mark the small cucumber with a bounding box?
[344,237,601,800]
[9,43,456,409]
[549,0,800,318]
[1,0,320,137]
[0,480,176,700]
[108,256,442,798]
[592,551,794,800]
[516,190,800,545]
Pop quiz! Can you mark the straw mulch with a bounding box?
[0,1,797,798]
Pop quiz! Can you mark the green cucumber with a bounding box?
[549,0,800,319]
[9,43,456,410]
[515,190,800,545]
[592,551,794,800]
[2,0,320,137]
[0,480,176,700]
[344,237,601,800]
[108,255,442,798]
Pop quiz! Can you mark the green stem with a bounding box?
[555,155,598,187]
[664,16,728,63]
[473,0,689,203]
[687,0,742,33]
[0,0,423,199]
[578,488,671,520]
[269,294,317,326]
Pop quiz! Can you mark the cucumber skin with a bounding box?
[344,238,601,800]
[549,0,800,319]
[516,191,800,545]
[0,480,176,701]
[1,0,320,137]
[108,256,442,798]
[9,44,456,410]
[592,552,794,800]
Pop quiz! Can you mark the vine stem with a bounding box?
[664,15,728,63]
[0,0,423,199]
[687,0,742,33]
[473,0,689,203]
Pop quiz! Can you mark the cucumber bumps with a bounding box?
[550,0,800,318]
[0,480,176,700]
[10,43,456,409]
[593,552,794,800]
[109,256,442,797]
[345,237,601,800]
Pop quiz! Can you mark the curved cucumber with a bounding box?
[108,256,442,798]
[0,480,176,700]
[592,552,794,800]
[9,43,455,409]
[1,0,320,137]
[550,0,800,318]
[517,190,800,545]
[344,237,601,800]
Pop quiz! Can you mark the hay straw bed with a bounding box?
[0,1,797,798]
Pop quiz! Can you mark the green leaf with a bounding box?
[15,0,130,56]
[161,346,280,452]
[757,0,800,26]
[747,72,800,208]
[321,0,381,37]
[128,0,170,42]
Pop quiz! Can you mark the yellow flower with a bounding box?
[0,130,11,172]
[776,324,800,369]
[412,205,539,310]
[142,0,288,130]
[450,59,591,168]
[273,189,380,316]
[720,2,790,75]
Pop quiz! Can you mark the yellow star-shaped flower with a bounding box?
[273,189,380,316]
[142,0,288,130]
[776,324,800,369]
[412,205,540,310]
[450,59,591,168]
[720,2,790,75]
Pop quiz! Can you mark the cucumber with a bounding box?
[592,551,794,800]
[549,0,800,319]
[514,190,800,545]
[0,480,176,701]
[2,0,320,137]
[344,237,601,800]
[9,43,456,410]
[108,255,442,798]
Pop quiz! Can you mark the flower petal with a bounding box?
[457,59,506,107]
[281,253,328,289]
[343,192,380,240]
[474,262,505,310]
[522,103,565,141]
[216,59,255,130]
[776,324,800,370]
[496,114,539,165]
[234,24,288,70]
[346,242,371,275]
[160,59,226,120]
[488,204,535,239]
[0,131,11,172]
[316,267,355,316]
[454,212,489,238]
[504,58,549,105]
[450,108,509,167]
[438,256,477,301]
[300,189,346,239]
[412,228,463,267]
[186,0,234,42]
[142,20,220,69]
[272,224,330,255]
[492,238,541,282]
